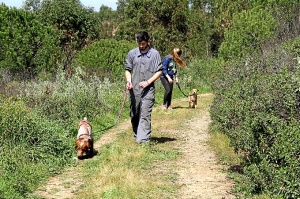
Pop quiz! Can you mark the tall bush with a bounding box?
[73,39,136,81]
[210,43,300,197]
[219,7,277,60]
[19,67,127,127]
[0,5,61,78]
[115,0,189,56]
[0,67,130,198]
[0,98,73,199]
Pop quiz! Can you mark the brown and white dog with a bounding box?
[188,89,198,108]
[75,117,94,159]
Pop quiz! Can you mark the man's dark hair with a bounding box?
[136,31,150,42]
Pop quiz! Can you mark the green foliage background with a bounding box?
[74,39,136,81]
[0,69,129,199]
[209,1,300,197]
[1,0,300,198]
[0,5,61,77]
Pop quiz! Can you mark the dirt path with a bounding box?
[175,94,235,199]
[34,94,235,199]
[34,120,132,199]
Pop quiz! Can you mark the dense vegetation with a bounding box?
[0,0,300,198]
[209,1,300,198]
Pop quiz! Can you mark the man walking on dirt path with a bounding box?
[125,31,162,144]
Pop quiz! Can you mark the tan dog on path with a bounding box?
[75,117,94,159]
[188,89,198,108]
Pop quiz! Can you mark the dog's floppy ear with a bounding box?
[75,139,80,149]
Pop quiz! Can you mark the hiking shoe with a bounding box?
[168,106,173,110]
[162,105,167,110]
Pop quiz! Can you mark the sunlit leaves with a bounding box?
[219,8,277,60]
[74,39,136,81]
[115,0,189,55]
[0,5,60,76]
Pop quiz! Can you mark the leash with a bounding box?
[176,82,189,97]
[93,88,129,133]
[115,88,129,125]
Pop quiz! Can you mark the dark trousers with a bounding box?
[160,76,173,107]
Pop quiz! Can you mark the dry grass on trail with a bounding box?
[34,93,236,199]
[34,120,132,199]
[152,93,235,199]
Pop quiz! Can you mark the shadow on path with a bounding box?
[151,136,177,144]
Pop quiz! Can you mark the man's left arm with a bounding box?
[147,70,162,84]
[140,70,162,89]
[144,50,162,86]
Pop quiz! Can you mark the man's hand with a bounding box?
[139,80,149,88]
[126,81,133,90]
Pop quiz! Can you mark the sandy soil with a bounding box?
[34,94,235,199]
[175,94,235,199]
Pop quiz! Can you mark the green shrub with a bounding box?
[0,5,61,78]
[0,97,73,199]
[210,42,300,197]
[219,8,277,60]
[18,67,129,129]
[0,66,131,198]
[74,39,136,82]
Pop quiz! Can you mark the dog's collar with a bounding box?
[78,134,90,138]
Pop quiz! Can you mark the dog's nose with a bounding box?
[77,151,83,158]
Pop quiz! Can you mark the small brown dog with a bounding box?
[188,89,198,108]
[75,117,94,159]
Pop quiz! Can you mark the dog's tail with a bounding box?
[83,117,87,121]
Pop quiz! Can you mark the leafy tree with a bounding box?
[219,8,277,60]
[23,0,42,12]
[187,0,214,58]
[115,0,189,56]
[210,0,250,55]
[31,0,100,48]
[24,0,101,75]
[0,5,60,78]
[73,39,136,81]
[98,5,117,39]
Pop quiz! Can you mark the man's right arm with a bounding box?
[125,50,133,90]
[125,70,132,90]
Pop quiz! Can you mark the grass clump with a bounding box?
[75,132,180,199]
[74,93,213,199]
[0,67,130,199]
